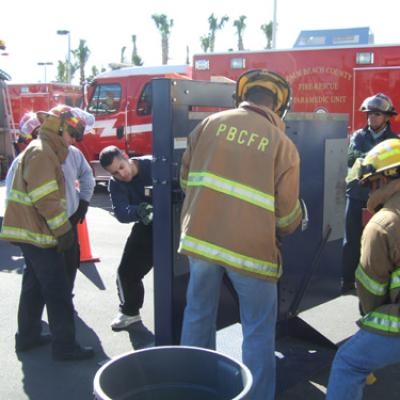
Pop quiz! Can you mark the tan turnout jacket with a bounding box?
[356,179,400,336]
[1,121,71,248]
[178,101,302,281]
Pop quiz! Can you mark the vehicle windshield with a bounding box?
[87,83,121,115]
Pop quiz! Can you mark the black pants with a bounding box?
[17,243,76,355]
[342,197,365,285]
[117,222,153,316]
[63,224,80,292]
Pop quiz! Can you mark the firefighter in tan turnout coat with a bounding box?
[327,138,400,400]
[179,69,302,400]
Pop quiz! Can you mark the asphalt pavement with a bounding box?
[1,182,400,399]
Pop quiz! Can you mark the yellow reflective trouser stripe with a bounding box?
[187,172,275,211]
[29,180,58,202]
[277,199,302,228]
[180,234,281,278]
[390,268,400,290]
[356,264,387,296]
[361,311,400,334]
[8,189,33,206]
[47,211,68,230]
[0,226,57,246]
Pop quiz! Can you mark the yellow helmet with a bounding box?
[359,138,400,184]
[236,69,292,118]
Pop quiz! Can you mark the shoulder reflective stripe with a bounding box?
[47,211,68,230]
[29,180,58,202]
[0,226,57,246]
[180,234,281,278]
[187,172,275,211]
[361,311,400,334]
[277,200,302,228]
[8,189,33,205]
[180,177,187,189]
[356,264,388,296]
[390,268,400,290]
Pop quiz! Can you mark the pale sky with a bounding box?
[1,0,399,84]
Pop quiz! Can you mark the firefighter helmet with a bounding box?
[19,112,40,138]
[359,138,400,184]
[359,93,398,116]
[37,105,95,141]
[236,69,292,118]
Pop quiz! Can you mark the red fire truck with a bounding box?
[8,82,82,151]
[192,44,400,133]
[80,64,192,178]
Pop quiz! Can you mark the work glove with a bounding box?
[69,200,89,225]
[137,202,153,225]
[56,228,75,253]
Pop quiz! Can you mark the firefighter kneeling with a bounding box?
[327,138,400,400]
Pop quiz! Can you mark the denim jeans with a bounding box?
[180,257,278,400]
[327,329,400,400]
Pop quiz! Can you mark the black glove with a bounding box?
[136,202,153,225]
[56,229,75,252]
[69,200,89,225]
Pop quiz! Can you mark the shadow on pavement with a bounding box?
[0,240,24,274]
[127,321,155,350]
[79,262,106,291]
[16,316,107,400]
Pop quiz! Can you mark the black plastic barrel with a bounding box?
[94,345,253,400]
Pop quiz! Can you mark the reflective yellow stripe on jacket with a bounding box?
[277,199,302,228]
[0,226,57,247]
[360,311,400,334]
[180,234,281,279]
[356,264,388,296]
[28,179,58,202]
[187,171,275,211]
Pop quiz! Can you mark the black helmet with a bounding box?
[359,93,397,116]
[236,69,292,119]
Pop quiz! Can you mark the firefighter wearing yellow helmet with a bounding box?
[327,138,400,399]
[179,69,302,400]
[236,69,292,119]
[341,93,398,294]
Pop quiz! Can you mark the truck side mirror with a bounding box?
[116,126,124,139]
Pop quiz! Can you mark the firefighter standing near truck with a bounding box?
[0,106,95,361]
[341,94,398,293]
[327,138,400,399]
[179,69,302,400]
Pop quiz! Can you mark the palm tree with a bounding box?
[56,60,67,82]
[71,39,91,85]
[86,65,99,82]
[120,46,127,63]
[233,16,247,51]
[131,35,143,66]
[208,13,229,52]
[200,35,210,53]
[261,22,273,49]
[151,14,174,65]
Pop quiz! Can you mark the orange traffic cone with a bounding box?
[77,218,100,263]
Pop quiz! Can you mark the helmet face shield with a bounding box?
[236,69,292,119]
[36,105,95,141]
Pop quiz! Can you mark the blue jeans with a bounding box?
[180,257,278,400]
[327,329,400,400]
